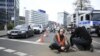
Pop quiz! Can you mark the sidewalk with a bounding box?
[0,30,7,37]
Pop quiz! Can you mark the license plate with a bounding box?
[11,33,18,35]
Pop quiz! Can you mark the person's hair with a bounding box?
[58,28,65,33]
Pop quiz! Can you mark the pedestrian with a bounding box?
[49,28,70,53]
[70,26,93,52]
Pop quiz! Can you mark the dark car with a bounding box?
[7,24,34,39]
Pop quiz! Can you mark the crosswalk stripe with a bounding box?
[4,49,16,53]
[0,47,5,50]
[93,40,100,45]
[0,46,31,56]
[14,52,27,56]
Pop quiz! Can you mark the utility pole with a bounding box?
[4,0,7,33]
[14,0,15,26]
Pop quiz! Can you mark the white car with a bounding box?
[31,24,44,34]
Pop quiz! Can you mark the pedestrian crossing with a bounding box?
[0,46,33,56]
[4,49,16,53]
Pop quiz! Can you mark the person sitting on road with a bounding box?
[70,26,93,52]
[49,28,70,53]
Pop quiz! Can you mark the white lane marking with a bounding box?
[0,47,5,50]
[35,38,41,42]
[93,40,100,45]
[94,49,100,53]
[30,55,32,56]
[0,38,49,45]
[14,52,27,56]
[0,46,31,56]
[4,49,16,53]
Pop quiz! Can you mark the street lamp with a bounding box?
[4,0,8,33]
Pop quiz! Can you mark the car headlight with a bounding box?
[7,31,11,34]
[21,31,26,33]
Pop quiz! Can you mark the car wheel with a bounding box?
[30,31,34,36]
[8,36,11,39]
[8,36,14,39]
[38,31,41,34]
[97,34,100,37]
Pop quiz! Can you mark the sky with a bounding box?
[19,0,100,22]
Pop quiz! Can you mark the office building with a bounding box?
[57,11,68,27]
[0,0,19,26]
[25,9,48,26]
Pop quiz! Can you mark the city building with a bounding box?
[57,11,68,27]
[66,15,73,27]
[0,0,19,26]
[25,9,48,26]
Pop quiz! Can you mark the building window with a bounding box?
[0,0,5,2]
[0,4,5,6]
[7,0,14,2]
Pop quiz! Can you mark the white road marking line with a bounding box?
[0,38,49,45]
[0,46,31,56]
[14,52,27,56]
[35,38,41,42]
[29,55,33,56]
[95,49,100,53]
[93,40,100,45]
[4,49,16,53]
[0,47,5,50]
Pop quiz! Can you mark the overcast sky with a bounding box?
[19,0,100,22]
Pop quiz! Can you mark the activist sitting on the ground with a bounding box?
[70,26,93,52]
[49,28,70,52]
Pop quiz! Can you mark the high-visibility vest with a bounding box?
[56,33,65,46]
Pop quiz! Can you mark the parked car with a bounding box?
[7,24,34,39]
[31,24,44,34]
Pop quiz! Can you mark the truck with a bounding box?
[74,11,100,37]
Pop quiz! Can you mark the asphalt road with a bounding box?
[0,32,100,56]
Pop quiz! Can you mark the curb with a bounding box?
[0,35,7,37]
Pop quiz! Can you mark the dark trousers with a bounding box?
[49,43,70,51]
[71,38,91,50]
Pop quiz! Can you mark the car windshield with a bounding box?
[14,25,28,30]
[33,25,39,27]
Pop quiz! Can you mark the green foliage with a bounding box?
[7,22,14,30]
[0,24,4,30]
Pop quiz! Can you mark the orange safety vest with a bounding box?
[56,33,65,46]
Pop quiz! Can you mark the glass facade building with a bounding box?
[25,10,48,26]
[0,0,19,25]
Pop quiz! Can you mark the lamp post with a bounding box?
[4,0,8,33]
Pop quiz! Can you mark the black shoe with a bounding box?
[56,51,60,54]
[65,49,69,52]
[89,45,94,52]
[49,45,54,50]
[90,47,94,52]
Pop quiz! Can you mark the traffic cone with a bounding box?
[40,35,44,43]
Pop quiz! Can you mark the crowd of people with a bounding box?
[49,26,94,53]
